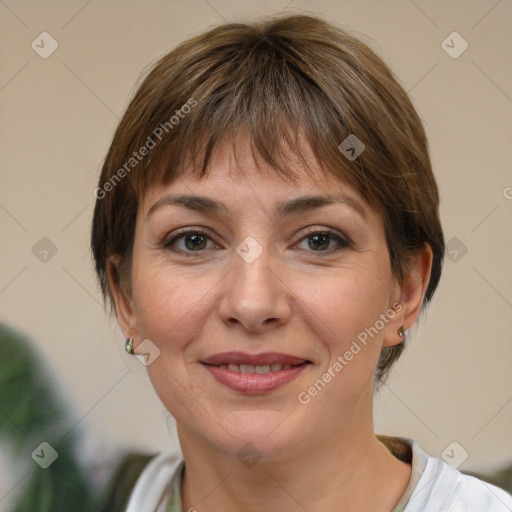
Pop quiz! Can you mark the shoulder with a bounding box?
[450,468,512,511]
[408,446,512,511]
[124,452,183,512]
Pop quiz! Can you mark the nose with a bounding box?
[217,243,292,333]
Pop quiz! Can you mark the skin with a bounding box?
[108,133,433,511]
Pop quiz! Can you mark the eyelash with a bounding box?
[162,227,351,256]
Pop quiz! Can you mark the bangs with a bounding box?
[128,33,370,202]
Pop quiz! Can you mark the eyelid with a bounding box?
[296,224,352,244]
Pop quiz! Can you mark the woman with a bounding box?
[91,13,512,512]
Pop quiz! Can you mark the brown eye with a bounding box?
[163,229,217,254]
[295,230,350,253]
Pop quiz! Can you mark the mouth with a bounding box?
[200,352,312,394]
[210,362,305,374]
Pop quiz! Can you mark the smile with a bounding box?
[214,363,300,374]
[200,352,311,394]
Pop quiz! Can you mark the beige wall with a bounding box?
[1,0,511,502]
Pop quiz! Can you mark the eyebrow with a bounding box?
[146,193,367,220]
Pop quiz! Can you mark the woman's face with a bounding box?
[114,134,413,460]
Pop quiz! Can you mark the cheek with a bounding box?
[132,264,217,348]
[307,266,391,333]
[130,266,218,415]
[290,274,391,418]
[295,266,393,373]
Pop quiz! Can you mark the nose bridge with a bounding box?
[218,235,290,331]
[235,237,273,291]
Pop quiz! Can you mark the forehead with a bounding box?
[141,133,368,216]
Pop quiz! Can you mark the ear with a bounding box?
[106,254,138,340]
[383,243,433,347]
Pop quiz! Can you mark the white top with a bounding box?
[125,436,512,512]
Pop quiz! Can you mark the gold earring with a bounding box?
[397,325,407,338]
[125,338,134,355]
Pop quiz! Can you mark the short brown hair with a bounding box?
[91,13,444,385]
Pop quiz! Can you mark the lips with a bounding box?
[200,352,311,394]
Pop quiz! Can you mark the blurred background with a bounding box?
[1,0,511,509]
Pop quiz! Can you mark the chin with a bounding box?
[201,408,305,462]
